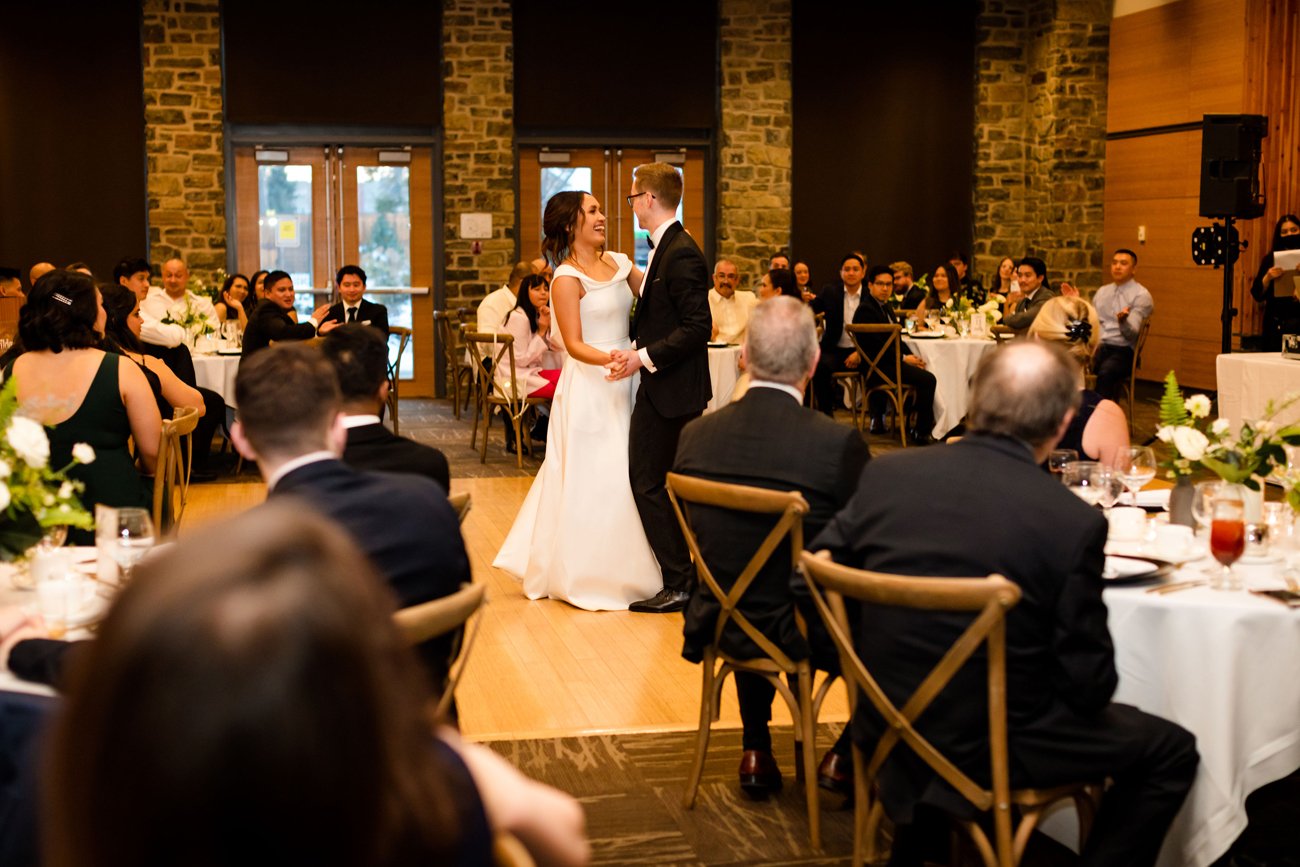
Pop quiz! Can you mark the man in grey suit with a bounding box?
[1002,256,1059,333]
[675,296,870,798]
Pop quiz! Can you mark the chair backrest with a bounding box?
[464,331,522,406]
[434,309,460,367]
[798,550,1022,814]
[151,405,200,534]
[845,323,903,391]
[665,472,809,669]
[448,491,473,525]
[991,325,1016,344]
[387,326,412,380]
[1133,315,1152,371]
[393,582,487,718]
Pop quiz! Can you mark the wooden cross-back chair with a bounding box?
[1125,316,1153,435]
[798,552,1101,867]
[151,406,201,535]
[845,323,915,445]
[665,472,833,849]
[393,582,487,719]
[434,309,474,419]
[385,326,412,434]
[463,331,548,468]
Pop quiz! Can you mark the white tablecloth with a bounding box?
[1100,579,1300,866]
[902,336,997,438]
[192,354,241,409]
[707,345,741,413]
[1215,352,1300,434]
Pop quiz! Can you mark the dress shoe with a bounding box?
[529,414,549,443]
[869,415,887,435]
[628,588,689,613]
[907,429,935,446]
[189,468,218,483]
[738,749,783,800]
[817,750,853,797]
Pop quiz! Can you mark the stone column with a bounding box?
[973,0,1108,291]
[141,0,226,280]
[717,0,793,285]
[441,0,515,311]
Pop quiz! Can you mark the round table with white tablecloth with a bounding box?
[706,344,741,413]
[191,353,241,409]
[901,335,996,438]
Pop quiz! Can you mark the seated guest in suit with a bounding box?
[811,341,1198,867]
[769,252,790,272]
[40,502,589,867]
[810,252,869,415]
[322,323,450,491]
[0,266,24,298]
[889,261,927,311]
[708,258,757,344]
[324,264,389,335]
[213,272,250,331]
[478,261,532,334]
[676,296,870,799]
[948,249,986,304]
[1003,256,1059,333]
[241,270,338,357]
[1029,296,1130,468]
[854,265,938,443]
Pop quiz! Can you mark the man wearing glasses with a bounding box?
[854,265,938,444]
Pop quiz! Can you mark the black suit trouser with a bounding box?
[811,346,855,417]
[736,671,851,758]
[1093,344,1134,402]
[629,391,699,593]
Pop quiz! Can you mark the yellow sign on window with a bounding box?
[276,218,300,248]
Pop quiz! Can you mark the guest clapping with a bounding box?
[42,503,589,867]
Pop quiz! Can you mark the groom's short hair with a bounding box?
[633,162,683,210]
[745,296,818,386]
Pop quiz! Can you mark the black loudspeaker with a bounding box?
[1199,114,1268,218]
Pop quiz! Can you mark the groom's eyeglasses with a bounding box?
[626,192,651,206]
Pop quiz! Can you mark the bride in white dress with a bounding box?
[493,191,662,610]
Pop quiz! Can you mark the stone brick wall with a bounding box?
[441,0,515,311]
[141,0,226,281]
[717,0,793,287]
[973,0,1108,292]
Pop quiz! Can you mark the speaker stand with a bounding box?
[1221,215,1236,356]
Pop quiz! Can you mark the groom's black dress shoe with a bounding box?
[738,750,783,800]
[628,588,689,613]
[817,749,853,797]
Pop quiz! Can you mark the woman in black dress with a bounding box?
[1250,213,1300,351]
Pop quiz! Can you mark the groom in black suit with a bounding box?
[609,162,713,613]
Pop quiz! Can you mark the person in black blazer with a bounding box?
[241,270,338,357]
[854,265,938,443]
[810,253,868,417]
[322,323,450,492]
[322,264,390,336]
[810,341,1197,866]
[675,297,869,798]
[608,163,713,613]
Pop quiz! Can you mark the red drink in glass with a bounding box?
[1210,519,1245,566]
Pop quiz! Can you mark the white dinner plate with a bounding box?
[908,331,944,339]
[1103,555,1173,584]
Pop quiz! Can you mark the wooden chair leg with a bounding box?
[799,668,821,850]
[683,656,718,809]
[512,411,524,470]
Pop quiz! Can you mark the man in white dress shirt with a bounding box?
[477,261,532,333]
[1061,248,1153,401]
[140,257,217,338]
[114,257,185,348]
[708,259,757,344]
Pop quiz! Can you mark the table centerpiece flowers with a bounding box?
[0,377,96,568]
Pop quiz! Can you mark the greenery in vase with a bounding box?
[0,378,96,560]
[162,295,216,338]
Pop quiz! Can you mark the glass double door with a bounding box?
[518,147,706,269]
[232,145,434,395]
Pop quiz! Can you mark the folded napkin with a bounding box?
[1134,488,1170,509]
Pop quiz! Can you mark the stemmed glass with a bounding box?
[1117,446,1157,506]
[1048,449,1078,479]
[1093,464,1123,513]
[1062,461,1103,507]
[112,508,156,584]
[1208,494,1246,590]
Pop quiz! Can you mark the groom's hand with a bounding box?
[606,348,643,381]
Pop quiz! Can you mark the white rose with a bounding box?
[0,482,9,511]
[1171,426,1209,461]
[72,442,96,464]
[1211,418,1231,436]
[7,417,49,468]
[58,481,74,499]
[0,458,10,479]
[1156,426,1175,443]
[988,309,1003,323]
[1184,394,1212,418]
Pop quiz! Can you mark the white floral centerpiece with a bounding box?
[0,378,96,561]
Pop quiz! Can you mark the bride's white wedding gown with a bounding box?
[493,252,662,610]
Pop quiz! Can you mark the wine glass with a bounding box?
[1117,446,1157,506]
[1062,461,1102,507]
[112,508,156,584]
[1093,464,1123,513]
[1208,494,1246,591]
[1048,449,1078,478]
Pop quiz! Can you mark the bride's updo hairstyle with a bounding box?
[541,190,588,269]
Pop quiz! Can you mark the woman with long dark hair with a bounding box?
[498,273,562,400]
[43,502,588,867]
[917,262,963,318]
[214,272,251,330]
[493,189,662,610]
[757,267,801,301]
[13,271,161,532]
[989,255,1018,296]
[1250,213,1300,350]
[100,282,205,420]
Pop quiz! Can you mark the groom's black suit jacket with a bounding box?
[629,221,712,418]
[675,387,869,664]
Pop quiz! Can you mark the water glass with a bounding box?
[111,508,156,584]
[1093,464,1124,511]
[1048,449,1078,478]
[1062,461,1103,507]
